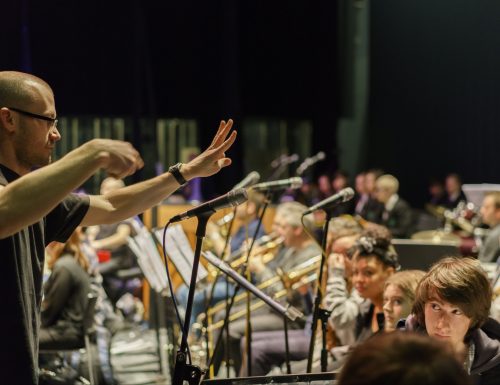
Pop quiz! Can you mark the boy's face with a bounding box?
[424,295,472,353]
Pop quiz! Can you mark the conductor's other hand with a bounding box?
[87,139,144,179]
[182,119,237,180]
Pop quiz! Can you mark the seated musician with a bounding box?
[478,191,500,263]
[288,226,398,373]
[86,177,138,303]
[175,189,267,328]
[239,216,363,376]
[374,174,413,238]
[40,228,91,350]
[359,169,384,223]
[444,173,467,209]
[212,201,322,375]
[322,229,398,370]
[382,270,425,332]
[400,257,500,385]
[207,189,267,258]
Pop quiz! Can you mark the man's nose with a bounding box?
[50,126,61,141]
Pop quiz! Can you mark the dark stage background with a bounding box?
[2,1,500,207]
[1,1,339,197]
[368,0,500,206]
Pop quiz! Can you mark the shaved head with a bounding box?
[0,71,52,110]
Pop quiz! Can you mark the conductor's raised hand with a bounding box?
[181,119,237,180]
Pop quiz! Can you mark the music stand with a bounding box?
[392,239,460,271]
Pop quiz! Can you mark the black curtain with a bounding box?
[368,0,500,207]
[3,1,339,194]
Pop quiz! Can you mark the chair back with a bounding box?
[83,292,98,334]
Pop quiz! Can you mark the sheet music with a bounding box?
[154,224,208,286]
[128,236,163,292]
[462,184,500,208]
[126,217,169,293]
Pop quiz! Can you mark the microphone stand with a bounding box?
[205,193,271,377]
[243,192,271,376]
[283,316,291,374]
[306,210,332,373]
[202,206,237,374]
[172,212,212,385]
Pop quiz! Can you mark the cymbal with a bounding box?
[411,230,461,245]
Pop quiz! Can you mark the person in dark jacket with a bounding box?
[401,257,500,385]
[444,173,467,209]
[374,174,413,238]
[40,228,91,349]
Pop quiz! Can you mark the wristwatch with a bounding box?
[168,163,187,186]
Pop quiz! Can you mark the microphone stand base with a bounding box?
[173,350,205,385]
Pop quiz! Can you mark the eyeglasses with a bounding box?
[8,106,58,128]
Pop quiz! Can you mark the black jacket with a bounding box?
[381,197,414,238]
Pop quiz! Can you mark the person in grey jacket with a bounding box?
[478,192,500,263]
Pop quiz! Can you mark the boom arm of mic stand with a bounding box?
[202,251,304,322]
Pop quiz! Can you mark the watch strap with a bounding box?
[169,163,187,186]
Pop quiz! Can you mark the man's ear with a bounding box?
[0,108,15,133]
[293,225,303,237]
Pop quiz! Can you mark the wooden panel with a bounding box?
[143,204,276,247]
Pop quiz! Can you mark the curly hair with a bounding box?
[354,227,400,270]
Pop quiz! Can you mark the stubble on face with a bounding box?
[12,83,57,172]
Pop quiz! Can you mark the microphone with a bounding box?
[232,171,261,190]
[169,188,248,223]
[251,177,303,192]
[285,154,299,164]
[303,187,355,215]
[271,154,299,168]
[296,151,326,175]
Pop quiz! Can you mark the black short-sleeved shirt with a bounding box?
[0,164,90,385]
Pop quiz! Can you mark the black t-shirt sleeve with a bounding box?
[45,193,90,244]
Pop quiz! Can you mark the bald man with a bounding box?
[0,71,236,384]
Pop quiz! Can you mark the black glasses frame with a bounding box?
[7,106,58,125]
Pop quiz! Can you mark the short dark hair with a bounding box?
[412,257,492,331]
[446,173,462,184]
[337,332,472,385]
